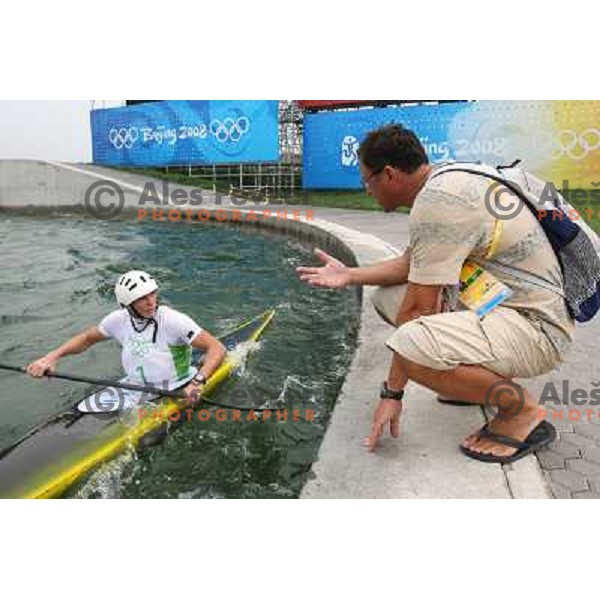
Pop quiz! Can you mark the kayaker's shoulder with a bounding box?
[157,305,194,320]
[100,307,129,323]
[157,305,176,318]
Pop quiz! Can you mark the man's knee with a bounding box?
[373,305,396,327]
[389,321,423,358]
[387,320,446,372]
[370,285,405,326]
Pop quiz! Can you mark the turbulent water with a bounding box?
[0,213,359,498]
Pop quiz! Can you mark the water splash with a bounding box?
[74,446,138,499]
[274,375,323,407]
[227,340,262,376]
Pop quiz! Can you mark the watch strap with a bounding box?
[380,381,404,401]
[192,374,206,386]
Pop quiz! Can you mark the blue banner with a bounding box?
[302,102,473,189]
[91,100,279,166]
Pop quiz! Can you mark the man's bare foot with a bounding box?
[461,403,543,459]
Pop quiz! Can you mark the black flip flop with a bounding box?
[437,396,472,407]
[459,420,557,464]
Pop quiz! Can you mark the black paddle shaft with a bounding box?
[0,363,276,412]
[0,363,188,399]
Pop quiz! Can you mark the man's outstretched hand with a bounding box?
[296,248,352,289]
[364,398,403,452]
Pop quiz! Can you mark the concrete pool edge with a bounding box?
[0,160,552,499]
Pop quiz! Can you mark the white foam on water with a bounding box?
[226,340,262,376]
[74,445,138,499]
[177,487,226,500]
[274,375,322,406]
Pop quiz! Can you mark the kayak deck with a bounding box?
[0,310,274,499]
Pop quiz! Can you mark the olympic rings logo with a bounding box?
[535,128,600,161]
[209,117,250,143]
[109,127,139,150]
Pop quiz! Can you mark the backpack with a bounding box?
[431,162,600,323]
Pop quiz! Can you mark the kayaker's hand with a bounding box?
[26,356,57,378]
[364,398,403,452]
[296,248,352,289]
[184,382,204,405]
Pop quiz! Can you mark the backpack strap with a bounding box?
[431,165,505,260]
[430,166,566,298]
[486,260,565,298]
[431,165,541,217]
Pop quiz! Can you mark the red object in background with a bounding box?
[297,100,382,110]
[297,100,462,111]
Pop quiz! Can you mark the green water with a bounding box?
[0,214,359,498]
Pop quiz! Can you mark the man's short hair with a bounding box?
[358,124,429,174]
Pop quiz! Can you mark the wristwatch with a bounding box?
[380,381,405,401]
[191,373,206,386]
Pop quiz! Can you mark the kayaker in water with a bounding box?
[26,270,226,401]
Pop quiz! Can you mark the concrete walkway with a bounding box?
[5,160,596,498]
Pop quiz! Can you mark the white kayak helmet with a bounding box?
[115,270,158,308]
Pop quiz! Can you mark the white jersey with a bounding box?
[98,305,203,386]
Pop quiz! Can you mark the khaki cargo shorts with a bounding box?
[371,284,561,380]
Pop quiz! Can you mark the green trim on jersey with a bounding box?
[169,344,192,380]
